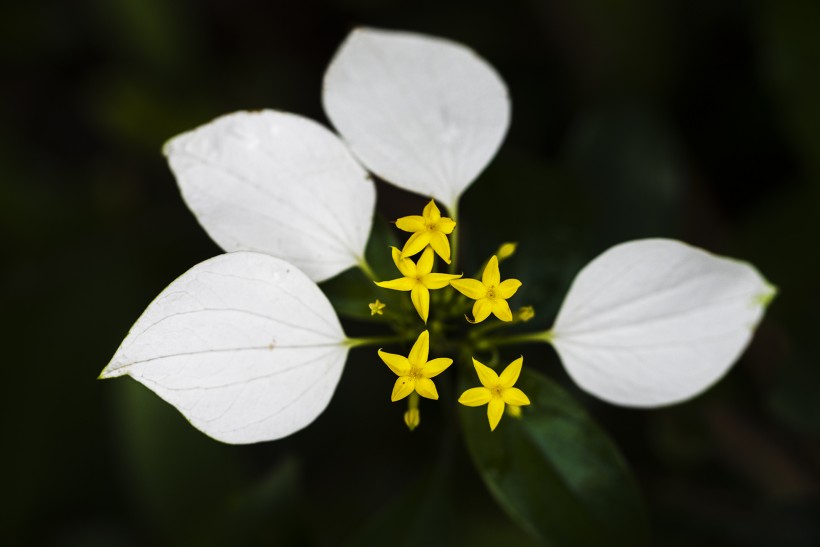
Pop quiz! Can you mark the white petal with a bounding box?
[323,27,510,210]
[164,110,375,282]
[100,252,348,444]
[551,239,775,407]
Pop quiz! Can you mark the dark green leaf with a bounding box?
[321,214,403,321]
[460,368,649,547]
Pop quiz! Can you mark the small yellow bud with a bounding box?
[506,405,523,419]
[496,242,517,261]
[517,306,535,322]
[404,408,420,431]
[369,299,386,316]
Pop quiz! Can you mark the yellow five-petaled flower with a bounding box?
[459,356,531,431]
[369,299,386,316]
[397,200,457,263]
[450,255,521,322]
[375,247,461,323]
[378,331,453,401]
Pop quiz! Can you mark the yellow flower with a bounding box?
[375,247,461,323]
[459,356,531,431]
[378,331,453,401]
[396,200,457,263]
[369,299,386,316]
[450,255,521,322]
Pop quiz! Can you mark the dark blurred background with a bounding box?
[2,0,819,545]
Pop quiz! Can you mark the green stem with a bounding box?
[358,257,378,282]
[448,202,459,275]
[479,330,554,349]
[345,335,406,348]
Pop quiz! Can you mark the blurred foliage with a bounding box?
[460,368,649,547]
[2,0,819,545]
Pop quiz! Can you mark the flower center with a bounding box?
[486,287,496,299]
[492,385,504,397]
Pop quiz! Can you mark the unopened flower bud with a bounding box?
[496,242,517,261]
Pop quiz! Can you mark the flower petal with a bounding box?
[482,255,501,287]
[450,278,487,300]
[496,278,522,299]
[411,284,431,323]
[501,387,531,406]
[392,377,415,401]
[375,277,416,291]
[99,252,348,444]
[422,358,453,378]
[409,330,430,366]
[472,358,499,388]
[487,398,505,431]
[551,239,776,407]
[458,387,492,406]
[434,217,456,235]
[491,298,513,322]
[377,350,411,376]
[396,215,425,233]
[414,377,439,400]
[323,28,510,210]
[428,231,451,264]
[498,356,523,388]
[391,246,416,278]
[472,298,493,323]
[402,231,432,258]
[415,247,435,276]
[423,200,442,222]
[164,111,374,282]
[422,273,463,290]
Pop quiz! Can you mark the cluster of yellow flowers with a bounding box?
[374,200,531,431]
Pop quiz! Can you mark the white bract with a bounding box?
[100,253,348,444]
[551,239,775,407]
[324,28,510,211]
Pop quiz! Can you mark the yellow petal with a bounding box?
[422,357,453,378]
[375,277,416,291]
[411,284,430,323]
[502,387,531,406]
[415,377,439,400]
[482,255,501,287]
[401,231,432,258]
[378,349,411,376]
[487,398,505,431]
[395,215,425,233]
[416,247,435,276]
[428,231,451,264]
[458,387,492,406]
[391,246,416,278]
[422,273,462,290]
[496,278,522,299]
[492,298,513,322]
[499,356,523,388]
[423,199,441,222]
[473,298,493,323]
[450,278,487,300]
[409,330,429,366]
[472,357,499,388]
[392,377,415,401]
[434,217,456,234]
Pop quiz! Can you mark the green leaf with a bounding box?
[321,214,401,321]
[460,368,649,547]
